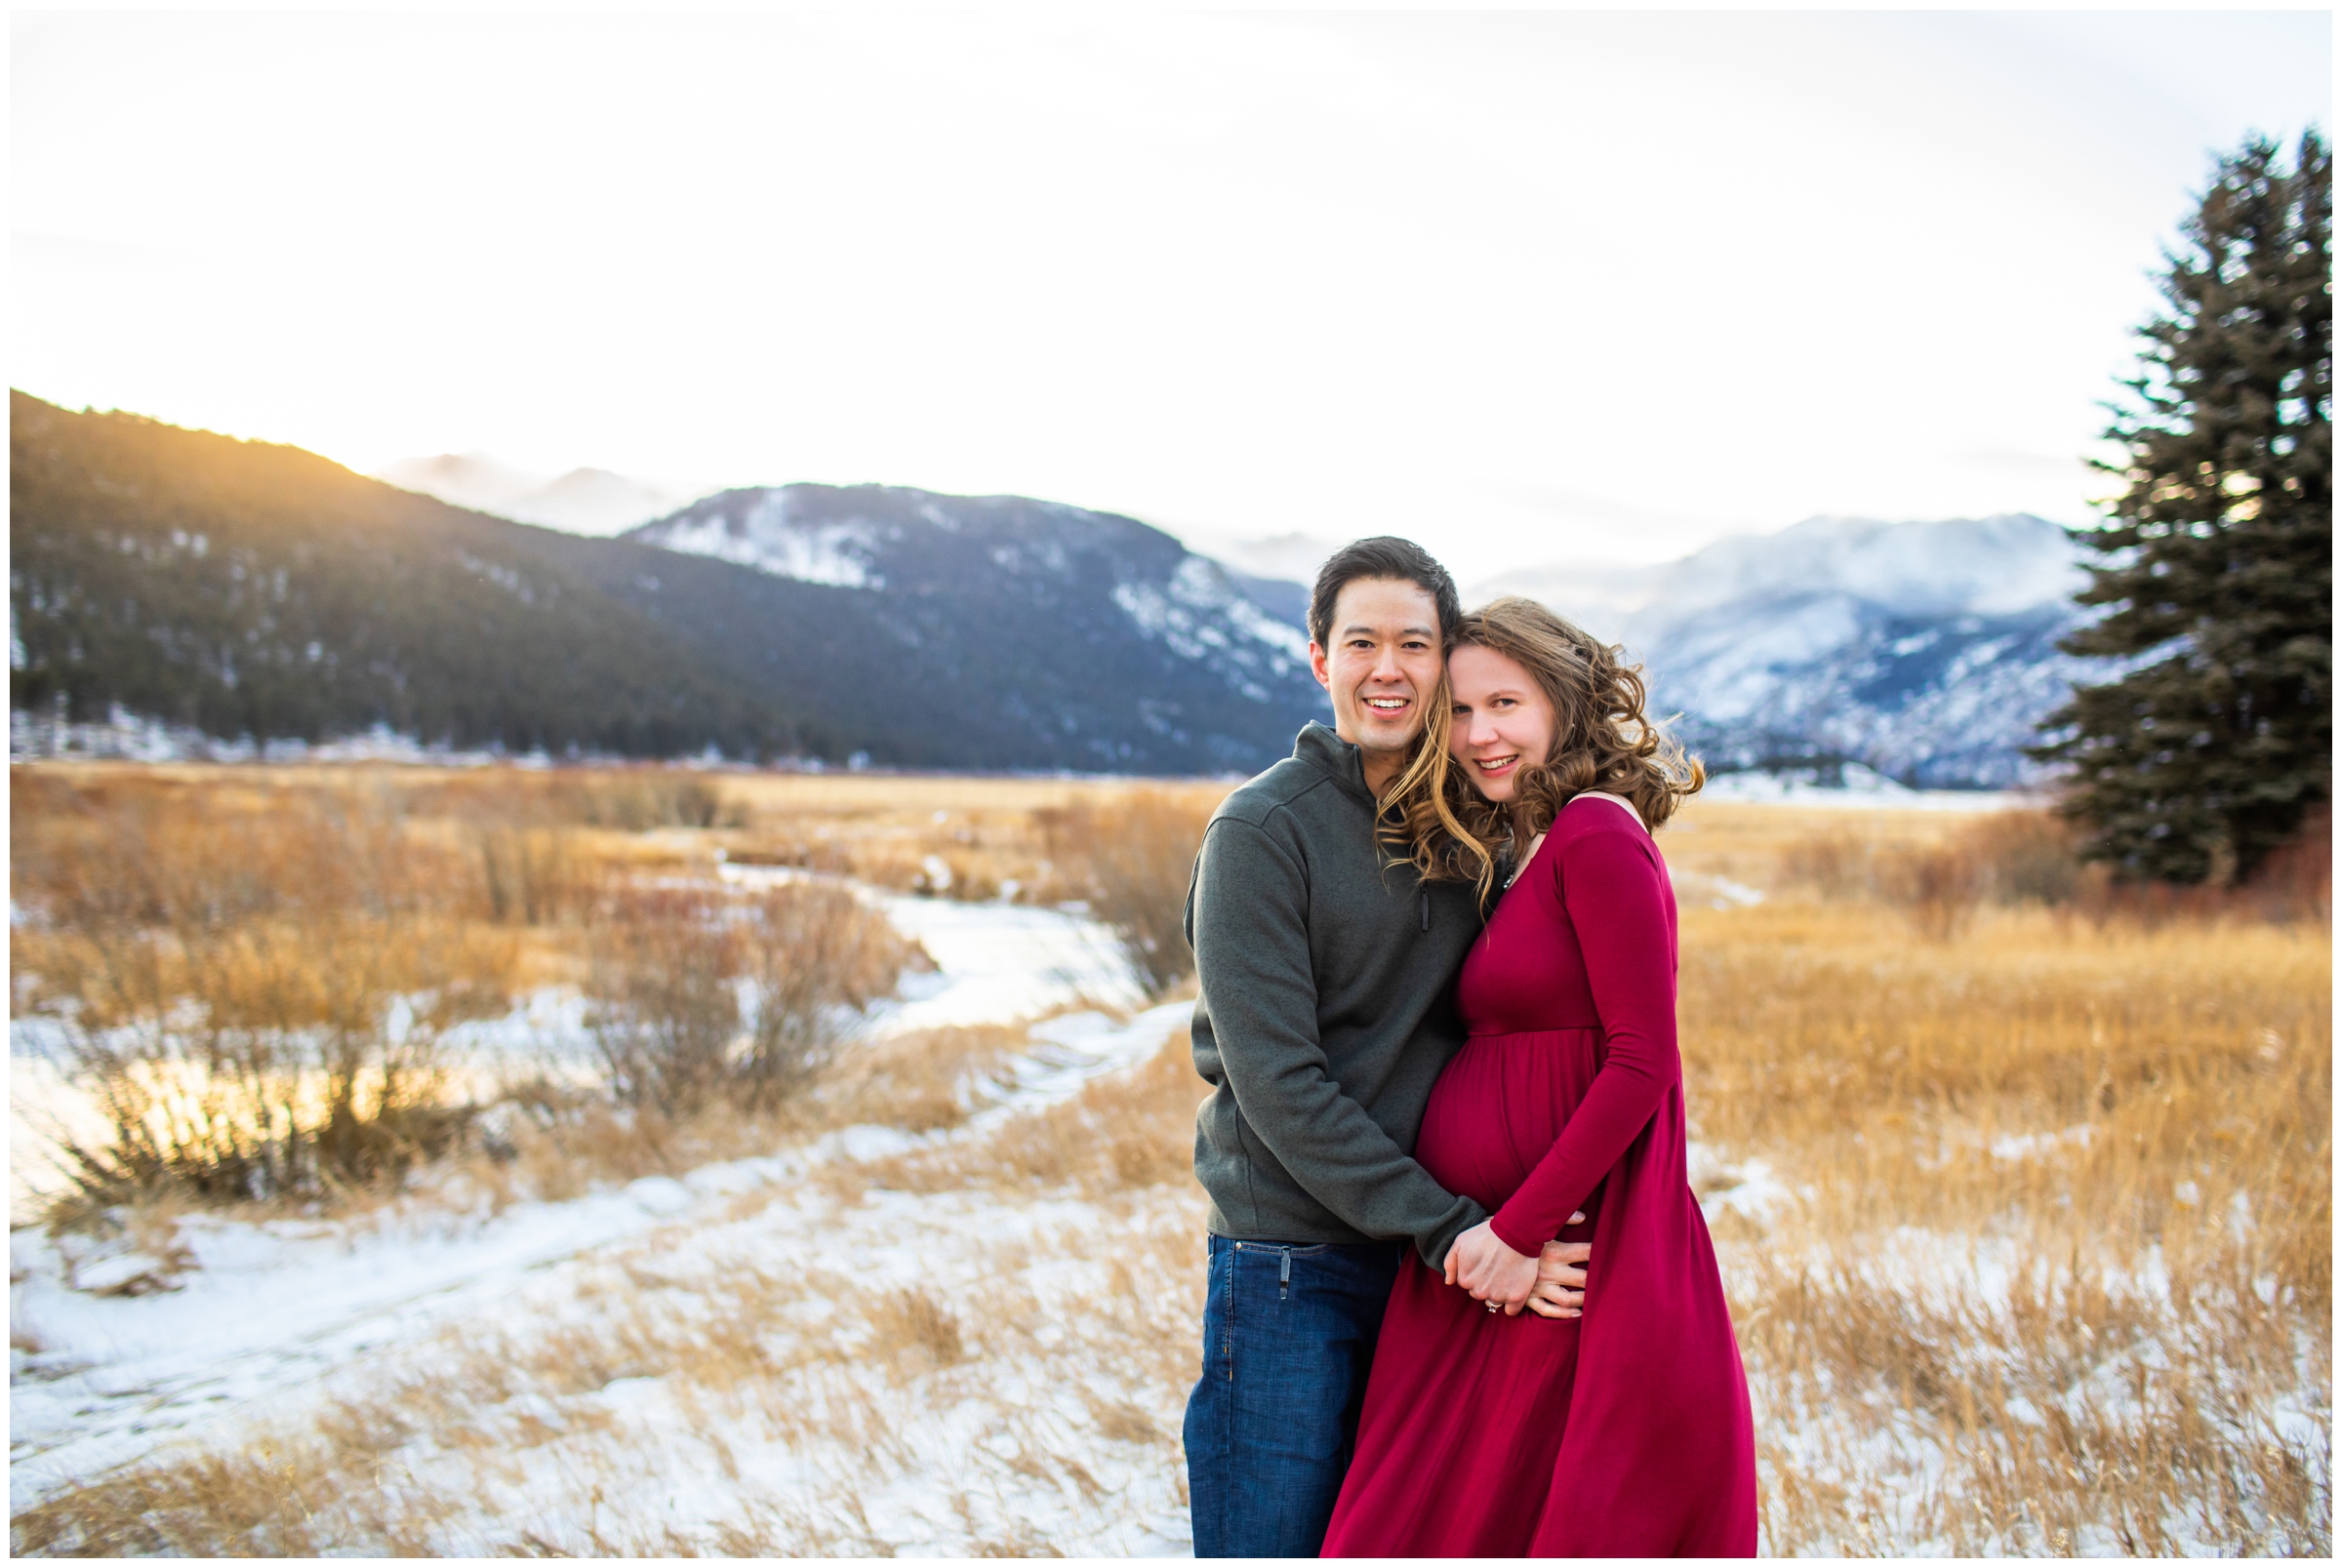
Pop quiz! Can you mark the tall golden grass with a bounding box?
[12,775,519,1210]
[1037,789,1215,995]
[1681,900,2328,1553]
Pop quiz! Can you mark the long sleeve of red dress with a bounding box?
[1486,817,1680,1257]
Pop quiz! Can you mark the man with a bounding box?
[1182,538,1587,1557]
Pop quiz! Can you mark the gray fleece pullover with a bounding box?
[1185,722,1488,1269]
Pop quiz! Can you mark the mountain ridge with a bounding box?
[1473,513,2108,788]
[10,395,1326,773]
[15,392,2105,786]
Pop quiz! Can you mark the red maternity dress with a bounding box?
[1320,794,1757,1557]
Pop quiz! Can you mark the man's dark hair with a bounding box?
[1307,537,1461,651]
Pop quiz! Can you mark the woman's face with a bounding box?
[1447,643,1556,805]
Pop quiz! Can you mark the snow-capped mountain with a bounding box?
[380,454,709,536]
[624,483,1326,771]
[1474,514,2105,788]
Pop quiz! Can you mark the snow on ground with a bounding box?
[1671,868,1768,910]
[14,1143,1203,1552]
[1699,766,2035,811]
[10,880,1191,1533]
[715,861,1151,1031]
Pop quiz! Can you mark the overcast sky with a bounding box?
[12,9,2331,581]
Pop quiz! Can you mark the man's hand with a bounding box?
[1529,1229,1591,1320]
[1443,1220,1539,1314]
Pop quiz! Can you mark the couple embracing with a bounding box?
[1181,538,1757,1558]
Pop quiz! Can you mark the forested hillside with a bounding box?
[9,393,824,759]
[617,484,1323,772]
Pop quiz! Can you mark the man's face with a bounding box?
[1310,577,1444,765]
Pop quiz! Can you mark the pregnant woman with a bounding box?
[1319,596,1757,1557]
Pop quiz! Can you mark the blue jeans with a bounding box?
[1184,1234,1402,1557]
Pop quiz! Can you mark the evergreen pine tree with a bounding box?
[2032,131,2331,885]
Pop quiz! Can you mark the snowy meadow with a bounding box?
[9,764,2330,1555]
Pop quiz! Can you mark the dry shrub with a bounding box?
[585,886,742,1115]
[400,766,747,926]
[462,1021,1027,1205]
[2241,801,2332,922]
[467,1086,693,1201]
[12,780,516,1213]
[568,770,735,831]
[1040,790,1212,995]
[739,882,932,1109]
[1781,805,2333,938]
[711,775,1233,913]
[465,1081,880,1207]
[9,766,941,1222]
[467,823,591,926]
[409,764,741,833]
[1874,843,1984,941]
[1777,826,1877,900]
[2064,801,2334,928]
[584,881,925,1116]
[1956,809,2083,905]
[420,780,601,929]
[1779,827,1984,941]
[845,840,1014,901]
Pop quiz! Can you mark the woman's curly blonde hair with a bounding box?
[1379,595,1704,902]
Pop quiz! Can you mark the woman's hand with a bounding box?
[1443,1220,1540,1315]
[1528,1235,1591,1319]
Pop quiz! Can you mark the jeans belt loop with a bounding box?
[1278,1247,1291,1299]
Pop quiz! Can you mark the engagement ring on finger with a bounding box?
[1485,1301,1499,1312]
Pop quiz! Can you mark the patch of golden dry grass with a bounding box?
[712,771,1232,905]
[860,1025,1202,1199]
[1668,885,2329,1552]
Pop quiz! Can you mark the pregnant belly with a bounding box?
[1417,1027,1608,1237]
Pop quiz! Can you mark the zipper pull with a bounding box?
[1420,891,1431,932]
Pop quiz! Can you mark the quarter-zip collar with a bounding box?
[1292,721,1379,808]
